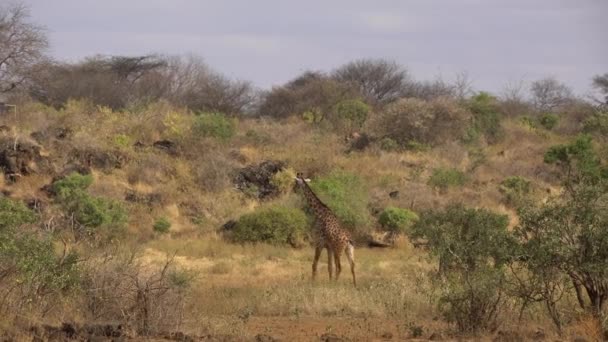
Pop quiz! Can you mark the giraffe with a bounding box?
[294,173,357,287]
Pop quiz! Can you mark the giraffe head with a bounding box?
[293,172,311,190]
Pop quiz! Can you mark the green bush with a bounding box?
[538,113,559,130]
[583,111,608,136]
[232,206,308,246]
[153,217,172,234]
[331,99,370,133]
[378,207,418,234]
[467,92,503,144]
[379,137,399,151]
[52,172,93,198]
[0,198,79,296]
[404,140,430,152]
[52,173,128,241]
[309,171,371,235]
[0,197,36,230]
[519,116,537,129]
[499,176,532,207]
[301,108,323,124]
[411,204,516,332]
[428,168,466,191]
[193,112,236,141]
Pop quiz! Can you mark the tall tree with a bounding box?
[0,3,48,94]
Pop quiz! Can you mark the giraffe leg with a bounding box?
[312,246,322,281]
[346,242,357,287]
[334,250,342,281]
[327,247,334,280]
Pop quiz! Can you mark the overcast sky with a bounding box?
[23,0,608,94]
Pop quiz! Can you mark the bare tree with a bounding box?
[162,54,254,115]
[0,3,48,93]
[332,58,411,105]
[592,73,608,106]
[530,77,573,111]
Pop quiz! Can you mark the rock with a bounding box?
[221,220,237,231]
[381,331,393,339]
[346,132,374,153]
[389,190,399,198]
[319,333,348,342]
[133,141,146,150]
[233,160,285,199]
[255,334,279,342]
[0,138,43,181]
[125,190,164,206]
[153,139,179,155]
[428,332,443,340]
[68,147,127,171]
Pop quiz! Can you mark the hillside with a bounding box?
[1,87,607,340]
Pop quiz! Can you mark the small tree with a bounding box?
[410,204,516,332]
[332,58,411,105]
[517,135,608,319]
[530,77,573,111]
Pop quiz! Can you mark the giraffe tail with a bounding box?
[346,240,355,261]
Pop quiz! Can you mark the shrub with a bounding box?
[519,116,537,129]
[301,108,323,124]
[193,112,236,141]
[232,206,308,246]
[270,168,297,194]
[153,217,171,234]
[308,171,371,236]
[583,111,608,137]
[52,173,128,241]
[411,204,516,332]
[52,172,93,198]
[378,207,418,235]
[538,113,559,130]
[112,134,132,148]
[369,97,471,147]
[428,168,466,191]
[467,92,503,144]
[258,71,359,119]
[499,176,532,207]
[0,198,79,305]
[0,197,36,230]
[330,99,370,133]
[379,137,398,151]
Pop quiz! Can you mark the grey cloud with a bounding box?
[23,0,608,93]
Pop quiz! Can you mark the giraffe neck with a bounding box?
[300,181,332,221]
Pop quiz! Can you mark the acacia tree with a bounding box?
[516,135,608,319]
[0,3,48,94]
